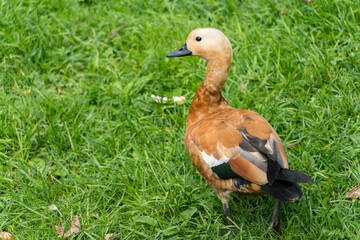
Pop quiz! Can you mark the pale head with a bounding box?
[167,28,232,62]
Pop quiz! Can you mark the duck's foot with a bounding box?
[261,199,282,237]
[261,222,281,237]
[220,225,239,237]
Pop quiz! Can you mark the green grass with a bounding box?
[1,0,360,239]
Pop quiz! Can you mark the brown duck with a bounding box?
[167,28,313,234]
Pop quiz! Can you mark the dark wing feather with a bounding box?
[261,181,302,202]
[277,169,314,184]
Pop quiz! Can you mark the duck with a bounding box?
[166,28,313,235]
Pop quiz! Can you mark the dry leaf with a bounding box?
[55,225,66,238]
[0,232,12,240]
[104,233,120,239]
[69,215,81,234]
[55,215,81,238]
[343,183,360,199]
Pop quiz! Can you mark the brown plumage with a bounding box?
[167,28,313,235]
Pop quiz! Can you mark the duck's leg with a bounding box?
[216,189,239,235]
[222,201,235,226]
[220,200,239,236]
[263,199,281,236]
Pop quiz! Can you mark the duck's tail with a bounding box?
[261,168,313,202]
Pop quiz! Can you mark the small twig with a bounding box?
[105,25,131,42]
[287,137,307,146]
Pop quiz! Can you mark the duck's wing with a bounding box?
[235,111,289,185]
[186,110,310,186]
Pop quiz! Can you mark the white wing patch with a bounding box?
[200,150,230,167]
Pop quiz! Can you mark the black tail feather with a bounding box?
[261,181,302,202]
[277,169,314,184]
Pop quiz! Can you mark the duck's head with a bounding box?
[167,28,232,62]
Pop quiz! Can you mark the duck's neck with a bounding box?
[187,56,231,126]
[203,58,231,92]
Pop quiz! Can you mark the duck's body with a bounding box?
[167,28,313,234]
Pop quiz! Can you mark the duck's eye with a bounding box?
[196,36,202,42]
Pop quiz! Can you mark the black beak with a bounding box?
[166,43,192,57]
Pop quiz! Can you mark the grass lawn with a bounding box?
[1,0,360,238]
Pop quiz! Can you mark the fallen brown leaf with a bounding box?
[55,225,65,237]
[55,215,81,238]
[0,232,13,240]
[104,233,120,240]
[343,183,360,199]
[69,215,81,234]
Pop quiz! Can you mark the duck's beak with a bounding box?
[166,43,192,57]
